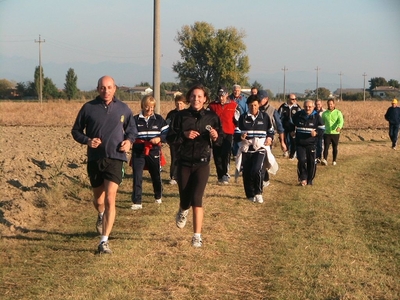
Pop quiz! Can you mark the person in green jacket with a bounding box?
[321,99,344,166]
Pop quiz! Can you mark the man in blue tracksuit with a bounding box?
[292,99,324,186]
[384,98,400,150]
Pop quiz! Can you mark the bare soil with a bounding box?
[0,125,390,236]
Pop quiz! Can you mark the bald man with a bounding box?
[72,75,138,254]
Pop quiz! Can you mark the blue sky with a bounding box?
[0,0,399,93]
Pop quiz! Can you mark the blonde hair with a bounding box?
[141,95,156,109]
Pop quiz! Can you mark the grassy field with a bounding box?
[0,100,399,299]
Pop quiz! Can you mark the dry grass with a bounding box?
[0,99,392,129]
[0,100,399,299]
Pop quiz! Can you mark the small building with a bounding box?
[371,86,400,99]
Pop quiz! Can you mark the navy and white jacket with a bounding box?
[71,96,138,162]
[133,112,168,154]
[234,111,274,152]
[292,110,324,147]
[278,102,302,132]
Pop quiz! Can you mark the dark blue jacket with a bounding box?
[385,106,400,125]
[71,96,137,162]
[292,110,324,147]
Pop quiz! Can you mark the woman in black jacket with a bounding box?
[166,84,222,248]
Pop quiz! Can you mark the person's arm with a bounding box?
[71,107,90,145]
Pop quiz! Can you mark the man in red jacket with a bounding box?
[208,86,238,184]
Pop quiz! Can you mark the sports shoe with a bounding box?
[221,175,229,184]
[263,180,270,188]
[96,214,103,235]
[321,159,328,166]
[247,197,255,202]
[131,204,142,210]
[192,235,203,248]
[98,241,112,254]
[392,147,397,150]
[255,194,264,203]
[169,179,177,185]
[176,208,189,229]
[332,161,337,166]
[155,198,162,204]
[307,180,313,186]
[300,180,307,186]
[283,151,289,158]
[316,158,321,164]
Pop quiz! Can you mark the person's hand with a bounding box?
[310,129,317,137]
[264,137,272,146]
[241,132,248,141]
[209,128,218,141]
[150,137,161,144]
[280,143,287,152]
[88,137,102,148]
[119,140,131,152]
[336,127,341,132]
[290,131,295,138]
[184,130,200,139]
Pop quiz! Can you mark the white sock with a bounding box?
[100,236,108,244]
[193,233,201,239]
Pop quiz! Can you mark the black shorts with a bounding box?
[87,158,124,188]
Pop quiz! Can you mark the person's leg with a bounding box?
[102,180,119,236]
[221,135,233,176]
[250,151,266,195]
[131,153,145,205]
[213,144,224,180]
[392,124,400,147]
[306,145,317,184]
[147,152,162,200]
[92,185,105,214]
[289,134,297,158]
[296,145,307,183]
[331,135,340,162]
[242,153,254,198]
[323,134,331,160]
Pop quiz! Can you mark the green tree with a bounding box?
[64,68,79,100]
[388,79,399,88]
[34,66,44,97]
[369,77,388,91]
[251,81,263,91]
[43,77,61,99]
[316,87,331,99]
[173,21,250,96]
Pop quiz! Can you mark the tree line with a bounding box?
[0,21,399,101]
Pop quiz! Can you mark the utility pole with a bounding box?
[153,0,161,113]
[315,66,320,100]
[35,34,45,104]
[282,66,288,101]
[338,71,343,101]
[362,72,367,102]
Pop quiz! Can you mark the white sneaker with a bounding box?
[169,179,177,185]
[332,161,337,166]
[221,175,229,184]
[255,194,264,203]
[131,204,142,210]
[321,159,328,166]
[192,235,203,248]
[247,197,255,202]
[263,181,270,188]
[176,208,189,229]
[155,198,162,204]
[283,151,289,158]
